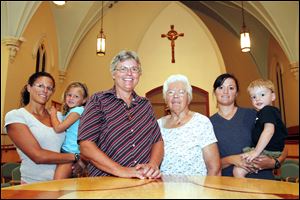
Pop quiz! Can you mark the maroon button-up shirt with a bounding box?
[78,87,163,176]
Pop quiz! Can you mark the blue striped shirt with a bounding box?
[78,87,162,176]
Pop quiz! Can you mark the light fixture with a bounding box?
[240,1,251,52]
[97,1,106,56]
[52,1,66,6]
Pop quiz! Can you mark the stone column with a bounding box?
[290,62,299,80]
[1,37,25,63]
[59,70,67,83]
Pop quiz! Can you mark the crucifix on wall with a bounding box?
[161,25,184,63]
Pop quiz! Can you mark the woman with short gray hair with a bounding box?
[110,50,141,74]
[79,50,163,179]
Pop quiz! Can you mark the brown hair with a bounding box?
[20,72,55,107]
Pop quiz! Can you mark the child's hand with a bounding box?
[242,150,259,163]
[49,106,57,116]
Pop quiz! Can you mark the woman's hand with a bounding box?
[116,163,161,180]
[251,155,275,170]
[135,163,161,179]
[231,154,257,173]
[116,166,147,180]
[252,146,287,172]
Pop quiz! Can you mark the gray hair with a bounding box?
[163,74,193,102]
[110,50,141,73]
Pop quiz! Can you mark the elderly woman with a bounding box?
[157,74,221,176]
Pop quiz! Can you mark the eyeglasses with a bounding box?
[33,83,54,92]
[115,66,141,74]
[166,89,186,97]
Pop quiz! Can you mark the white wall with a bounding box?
[137,2,225,115]
[67,2,225,116]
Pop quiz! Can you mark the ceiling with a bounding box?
[1,1,299,73]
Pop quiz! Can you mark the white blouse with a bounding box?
[4,108,65,183]
[157,112,217,176]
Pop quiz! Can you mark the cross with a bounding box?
[161,25,184,63]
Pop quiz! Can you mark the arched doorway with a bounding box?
[146,85,209,119]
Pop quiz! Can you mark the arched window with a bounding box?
[35,43,46,72]
[275,62,286,123]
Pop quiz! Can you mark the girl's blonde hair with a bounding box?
[62,82,89,115]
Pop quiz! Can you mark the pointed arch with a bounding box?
[269,56,286,124]
[32,34,55,72]
[146,85,209,119]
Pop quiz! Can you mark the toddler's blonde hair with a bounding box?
[247,79,275,94]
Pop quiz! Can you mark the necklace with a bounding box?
[170,110,191,127]
[126,106,133,121]
[122,102,133,121]
[117,92,132,107]
[116,91,135,121]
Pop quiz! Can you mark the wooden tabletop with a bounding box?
[1,175,299,199]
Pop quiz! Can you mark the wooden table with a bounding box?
[1,175,299,199]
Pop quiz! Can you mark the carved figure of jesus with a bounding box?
[161,25,184,63]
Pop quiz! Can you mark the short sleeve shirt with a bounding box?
[158,112,217,176]
[78,87,163,176]
[61,106,84,153]
[210,107,274,180]
[252,105,287,151]
[4,108,65,183]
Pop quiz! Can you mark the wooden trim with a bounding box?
[285,139,299,144]
[1,144,16,150]
[287,125,299,136]
[145,86,163,97]
[191,86,209,116]
[285,125,299,144]
[286,155,299,159]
